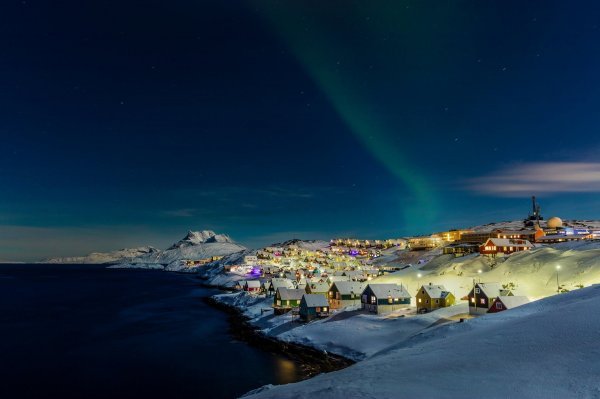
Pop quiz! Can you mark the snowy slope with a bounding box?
[214,292,468,361]
[244,285,600,398]
[468,219,600,231]
[374,241,600,300]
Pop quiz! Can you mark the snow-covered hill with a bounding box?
[468,219,600,231]
[43,230,246,268]
[374,239,600,300]
[244,285,600,398]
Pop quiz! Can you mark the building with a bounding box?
[494,229,537,241]
[535,234,593,244]
[273,288,305,315]
[416,284,455,313]
[408,236,444,251]
[361,284,411,314]
[299,294,330,321]
[243,280,261,293]
[436,229,475,242]
[468,283,512,315]
[488,296,530,313]
[442,243,480,256]
[479,238,533,257]
[459,231,494,244]
[328,281,366,309]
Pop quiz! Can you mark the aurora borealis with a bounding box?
[1,1,600,260]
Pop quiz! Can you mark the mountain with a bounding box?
[43,230,246,266]
[44,246,160,264]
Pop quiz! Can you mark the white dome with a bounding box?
[547,217,563,229]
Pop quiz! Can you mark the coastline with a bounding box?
[204,296,354,381]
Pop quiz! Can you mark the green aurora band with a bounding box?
[253,2,439,230]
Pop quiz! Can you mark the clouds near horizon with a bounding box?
[467,162,600,196]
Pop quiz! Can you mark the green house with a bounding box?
[361,283,411,314]
[328,281,366,309]
[273,288,305,315]
[299,294,330,321]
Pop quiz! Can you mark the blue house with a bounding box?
[299,294,330,321]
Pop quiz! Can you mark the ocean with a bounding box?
[0,264,300,399]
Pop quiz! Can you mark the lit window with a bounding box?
[371,296,376,304]
[480,298,485,305]
[418,298,422,303]
[471,298,475,303]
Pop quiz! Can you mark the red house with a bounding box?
[244,280,261,293]
[488,296,530,313]
[479,238,533,256]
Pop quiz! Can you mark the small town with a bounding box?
[195,197,600,325]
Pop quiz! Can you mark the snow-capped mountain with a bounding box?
[44,246,160,264]
[43,230,246,266]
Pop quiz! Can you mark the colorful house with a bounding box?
[479,238,533,257]
[243,280,261,293]
[361,284,411,314]
[416,283,455,313]
[299,294,330,321]
[468,283,512,315]
[273,288,305,315]
[328,281,366,309]
[488,296,530,313]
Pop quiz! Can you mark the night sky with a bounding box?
[1,1,600,261]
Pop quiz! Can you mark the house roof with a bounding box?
[302,294,329,308]
[495,295,530,309]
[332,281,366,295]
[328,275,351,282]
[308,282,330,292]
[277,288,305,301]
[494,229,536,235]
[344,270,363,277]
[367,284,411,299]
[484,238,533,248]
[421,284,451,299]
[475,283,503,298]
[245,280,261,288]
[270,278,295,290]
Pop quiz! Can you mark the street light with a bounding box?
[556,265,561,293]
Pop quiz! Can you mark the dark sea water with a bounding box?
[0,264,300,399]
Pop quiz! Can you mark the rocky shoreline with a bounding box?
[204,296,355,381]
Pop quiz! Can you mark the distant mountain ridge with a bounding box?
[43,230,246,265]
